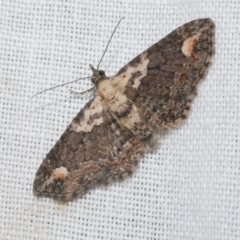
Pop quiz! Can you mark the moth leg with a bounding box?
[69,87,94,95]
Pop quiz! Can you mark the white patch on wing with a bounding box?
[70,96,104,133]
[50,167,69,180]
[113,52,149,90]
[181,33,201,57]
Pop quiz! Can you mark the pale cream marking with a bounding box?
[181,33,201,57]
[120,104,141,130]
[70,96,104,133]
[41,166,78,195]
[98,80,132,115]
[98,79,141,131]
[98,79,116,101]
[48,167,69,183]
[112,52,149,91]
[109,91,128,112]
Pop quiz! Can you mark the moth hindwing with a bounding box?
[33,18,215,201]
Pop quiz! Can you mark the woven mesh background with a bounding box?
[0,1,239,239]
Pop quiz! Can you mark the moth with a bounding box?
[33,18,215,201]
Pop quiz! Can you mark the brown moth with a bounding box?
[33,18,215,201]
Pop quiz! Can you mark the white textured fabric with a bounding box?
[0,1,239,239]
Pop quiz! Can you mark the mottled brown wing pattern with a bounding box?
[34,18,214,201]
[33,97,143,200]
[116,18,214,128]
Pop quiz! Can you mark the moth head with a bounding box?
[90,64,106,84]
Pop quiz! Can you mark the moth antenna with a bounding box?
[97,17,125,70]
[70,87,94,95]
[31,18,124,100]
[31,76,91,99]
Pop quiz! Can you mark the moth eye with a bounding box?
[98,70,105,76]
